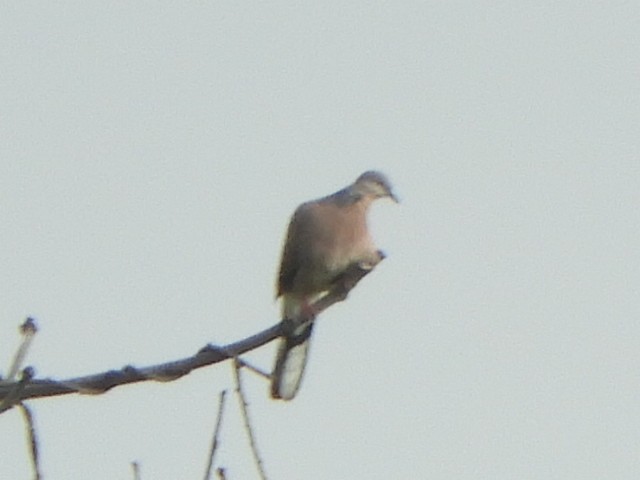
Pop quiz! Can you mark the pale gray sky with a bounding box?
[1,2,639,479]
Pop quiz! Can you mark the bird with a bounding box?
[271,170,398,400]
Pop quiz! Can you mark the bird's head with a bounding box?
[353,170,399,203]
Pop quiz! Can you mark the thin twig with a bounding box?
[131,461,141,480]
[7,318,38,381]
[233,360,268,480]
[203,390,227,480]
[234,358,270,380]
[18,402,41,480]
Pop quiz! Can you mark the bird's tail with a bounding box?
[270,320,314,400]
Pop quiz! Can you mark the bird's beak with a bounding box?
[389,191,400,203]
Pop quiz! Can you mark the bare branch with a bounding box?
[233,360,268,480]
[203,390,227,480]
[18,402,41,480]
[0,325,281,408]
[0,260,378,409]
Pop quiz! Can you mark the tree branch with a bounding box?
[0,259,380,409]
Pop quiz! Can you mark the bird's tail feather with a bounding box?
[270,321,314,400]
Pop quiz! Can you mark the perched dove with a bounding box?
[271,171,397,400]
